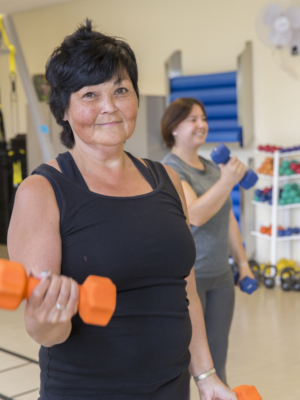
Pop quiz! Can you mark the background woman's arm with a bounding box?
[228,210,254,282]
[7,175,78,347]
[179,157,247,226]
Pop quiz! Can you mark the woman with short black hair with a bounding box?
[8,21,237,400]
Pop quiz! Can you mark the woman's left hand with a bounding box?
[196,373,238,399]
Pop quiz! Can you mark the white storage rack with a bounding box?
[252,149,300,265]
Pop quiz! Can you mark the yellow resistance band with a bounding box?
[0,15,16,76]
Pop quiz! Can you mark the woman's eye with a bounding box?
[115,87,128,95]
[84,92,95,98]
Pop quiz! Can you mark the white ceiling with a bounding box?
[0,0,74,14]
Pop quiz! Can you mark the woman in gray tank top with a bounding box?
[161,98,255,385]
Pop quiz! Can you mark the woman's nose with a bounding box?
[197,119,206,129]
[99,95,118,113]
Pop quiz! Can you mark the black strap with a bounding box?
[125,152,158,189]
[143,158,159,187]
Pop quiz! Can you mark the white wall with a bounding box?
[0,0,300,146]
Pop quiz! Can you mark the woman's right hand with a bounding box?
[25,271,79,346]
[220,156,247,188]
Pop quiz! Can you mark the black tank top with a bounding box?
[32,151,196,397]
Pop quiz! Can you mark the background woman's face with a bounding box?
[174,104,208,149]
[63,71,139,149]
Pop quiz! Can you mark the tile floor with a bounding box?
[1,245,300,399]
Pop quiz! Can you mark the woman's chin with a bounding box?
[194,136,207,147]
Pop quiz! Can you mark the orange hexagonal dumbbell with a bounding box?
[0,259,116,326]
[233,385,262,400]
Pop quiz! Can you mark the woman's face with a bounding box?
[173,104,208,149]
[63,71,138,149]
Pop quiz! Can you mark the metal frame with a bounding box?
[237,41,254,148]
[0,14,56,162]
[164,50,182,108]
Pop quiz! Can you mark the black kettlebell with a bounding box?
[263,265,277,289]
[230,260,239,285]
[280,267,295,291]
[249,259,261,285]
[293,271,300,291]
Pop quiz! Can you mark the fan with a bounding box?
[256,2,300,55]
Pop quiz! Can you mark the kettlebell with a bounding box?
[263,265,277,289]
[280,267,295,291]
[293,271,300,291]
[249,259,261,285]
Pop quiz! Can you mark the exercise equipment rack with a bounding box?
[252,149,300,265]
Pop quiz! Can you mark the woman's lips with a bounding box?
[97,121,122,127]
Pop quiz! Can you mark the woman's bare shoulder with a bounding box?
[46,158,61,172]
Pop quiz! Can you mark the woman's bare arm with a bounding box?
[7,175,78,346]
[176,157,247,227]
[228,210,254,282]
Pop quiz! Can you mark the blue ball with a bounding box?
[255,189,261,196]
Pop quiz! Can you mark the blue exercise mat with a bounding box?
[170,71,237,91]
[205,130,242,143]
[230,190,241,205]
[205,104,238,120]
[170,87,237,105]
[208,119,240,131]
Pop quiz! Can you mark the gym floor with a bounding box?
[0,244,299,400]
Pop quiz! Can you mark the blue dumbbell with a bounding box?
[285,228,293,236]
[293,227,300,235]
[211,144,258,189]
[234,272,258,294]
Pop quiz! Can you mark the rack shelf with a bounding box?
[255,150,300,158]
[251,231,300,242]
[252,201,300,210]
[258,173,300,181]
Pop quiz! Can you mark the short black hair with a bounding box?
[45,19,139,149]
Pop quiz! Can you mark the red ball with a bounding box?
[290,163,298,171]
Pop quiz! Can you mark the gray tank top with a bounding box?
[162,152,231,278]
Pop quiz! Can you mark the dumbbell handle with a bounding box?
[211,144,258,190]
[0,260,117,326]
[233,385,262,400]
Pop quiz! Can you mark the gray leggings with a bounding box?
[196,269,235,385]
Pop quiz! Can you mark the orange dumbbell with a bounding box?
[0,259,116,326]
[233,385,262,400]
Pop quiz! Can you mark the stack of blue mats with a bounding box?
[170,71,242,145]
[230,185,241,224]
